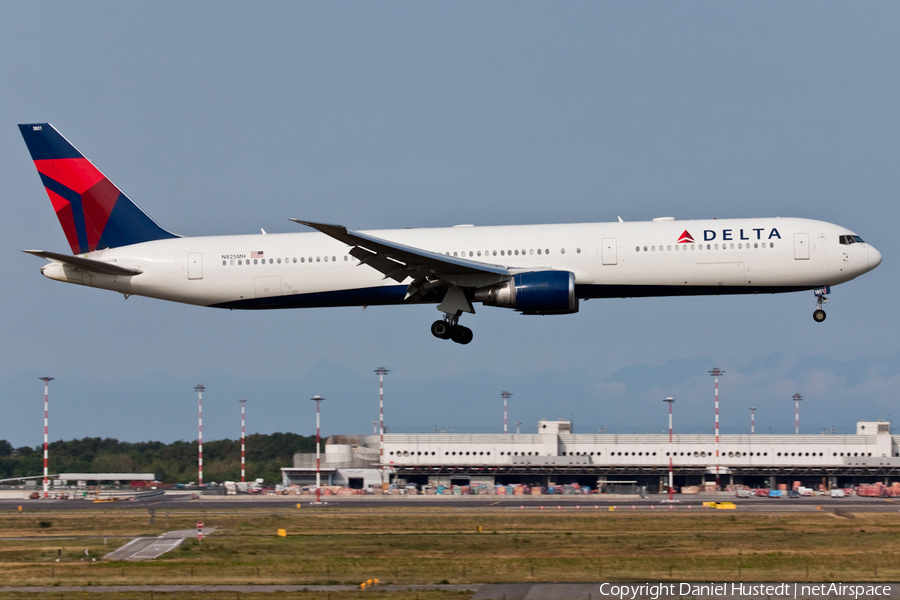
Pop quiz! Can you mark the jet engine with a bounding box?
[474,271,578,315]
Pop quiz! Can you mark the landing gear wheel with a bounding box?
[431,320,452,339]
[813,309,826,323]
[450,325,474,345]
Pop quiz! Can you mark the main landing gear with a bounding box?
[431,315,473,345]
[813,287,829,323]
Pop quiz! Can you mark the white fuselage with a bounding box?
[38,217,881,312]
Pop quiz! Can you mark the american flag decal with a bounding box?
[251,251,264,258]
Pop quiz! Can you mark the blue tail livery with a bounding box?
[18,123,177,254]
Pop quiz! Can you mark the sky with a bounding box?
[1,2,898,449]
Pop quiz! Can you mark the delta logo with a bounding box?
[677,228,782,243]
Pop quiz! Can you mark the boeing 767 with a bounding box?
[19,123,882,344]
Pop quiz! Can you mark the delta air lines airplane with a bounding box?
[19,123,882,344]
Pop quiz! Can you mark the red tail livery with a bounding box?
[18,123,177,254]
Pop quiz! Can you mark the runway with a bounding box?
[1,494,897,512]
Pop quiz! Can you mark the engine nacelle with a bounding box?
[474,271,578,315]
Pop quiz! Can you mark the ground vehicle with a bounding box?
[831,489,845,498]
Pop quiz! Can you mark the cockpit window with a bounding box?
[839,235,865,245]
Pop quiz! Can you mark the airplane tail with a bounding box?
[18,123,178,254]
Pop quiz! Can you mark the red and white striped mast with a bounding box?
[39,377,53,498]
[194,384,205,486]
[709,368,724,490]
[664,396,675,501]
[374,367,389,486]
[239,399,247,483]
[501,391,512,433]
[793,393,802,434]
[311,395,325,504]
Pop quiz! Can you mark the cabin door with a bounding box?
[793,233,810,260]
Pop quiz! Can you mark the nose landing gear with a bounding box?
[812,286,830,323]
[431,314,473,344]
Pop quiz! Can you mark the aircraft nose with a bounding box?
[869,245,883,270]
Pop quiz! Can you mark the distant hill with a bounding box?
[0,433,315,484]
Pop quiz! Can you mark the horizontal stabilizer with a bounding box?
[23,250,143,276]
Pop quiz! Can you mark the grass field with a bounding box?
[2,506,899,590]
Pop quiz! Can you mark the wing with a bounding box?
[23,250,143,276]
[291,220,510,293]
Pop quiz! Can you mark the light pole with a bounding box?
[39,377,53,498]
[312,395,325,504]
[502,391,512,433]
[793,393,803,434]
[194,385,205,486]
[709,368,724,490]
[239,399,247,483]
[664,397,675,500]
[515,421,522,434]
[374,367,389,488]
[750,407,756,435]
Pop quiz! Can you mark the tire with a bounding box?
[431,320,451,339]
[451,326,474,345]
[813,309,826,323]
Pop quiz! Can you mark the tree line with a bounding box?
[0,433,315,484]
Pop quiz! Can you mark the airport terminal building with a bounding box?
[283,420,900,492]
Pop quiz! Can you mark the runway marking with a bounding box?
[104,528,216,561]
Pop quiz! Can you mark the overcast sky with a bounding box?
[1,2,898,449]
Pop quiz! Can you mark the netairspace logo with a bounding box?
[597,583,894,600]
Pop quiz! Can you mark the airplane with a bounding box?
[19,123,882,345]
